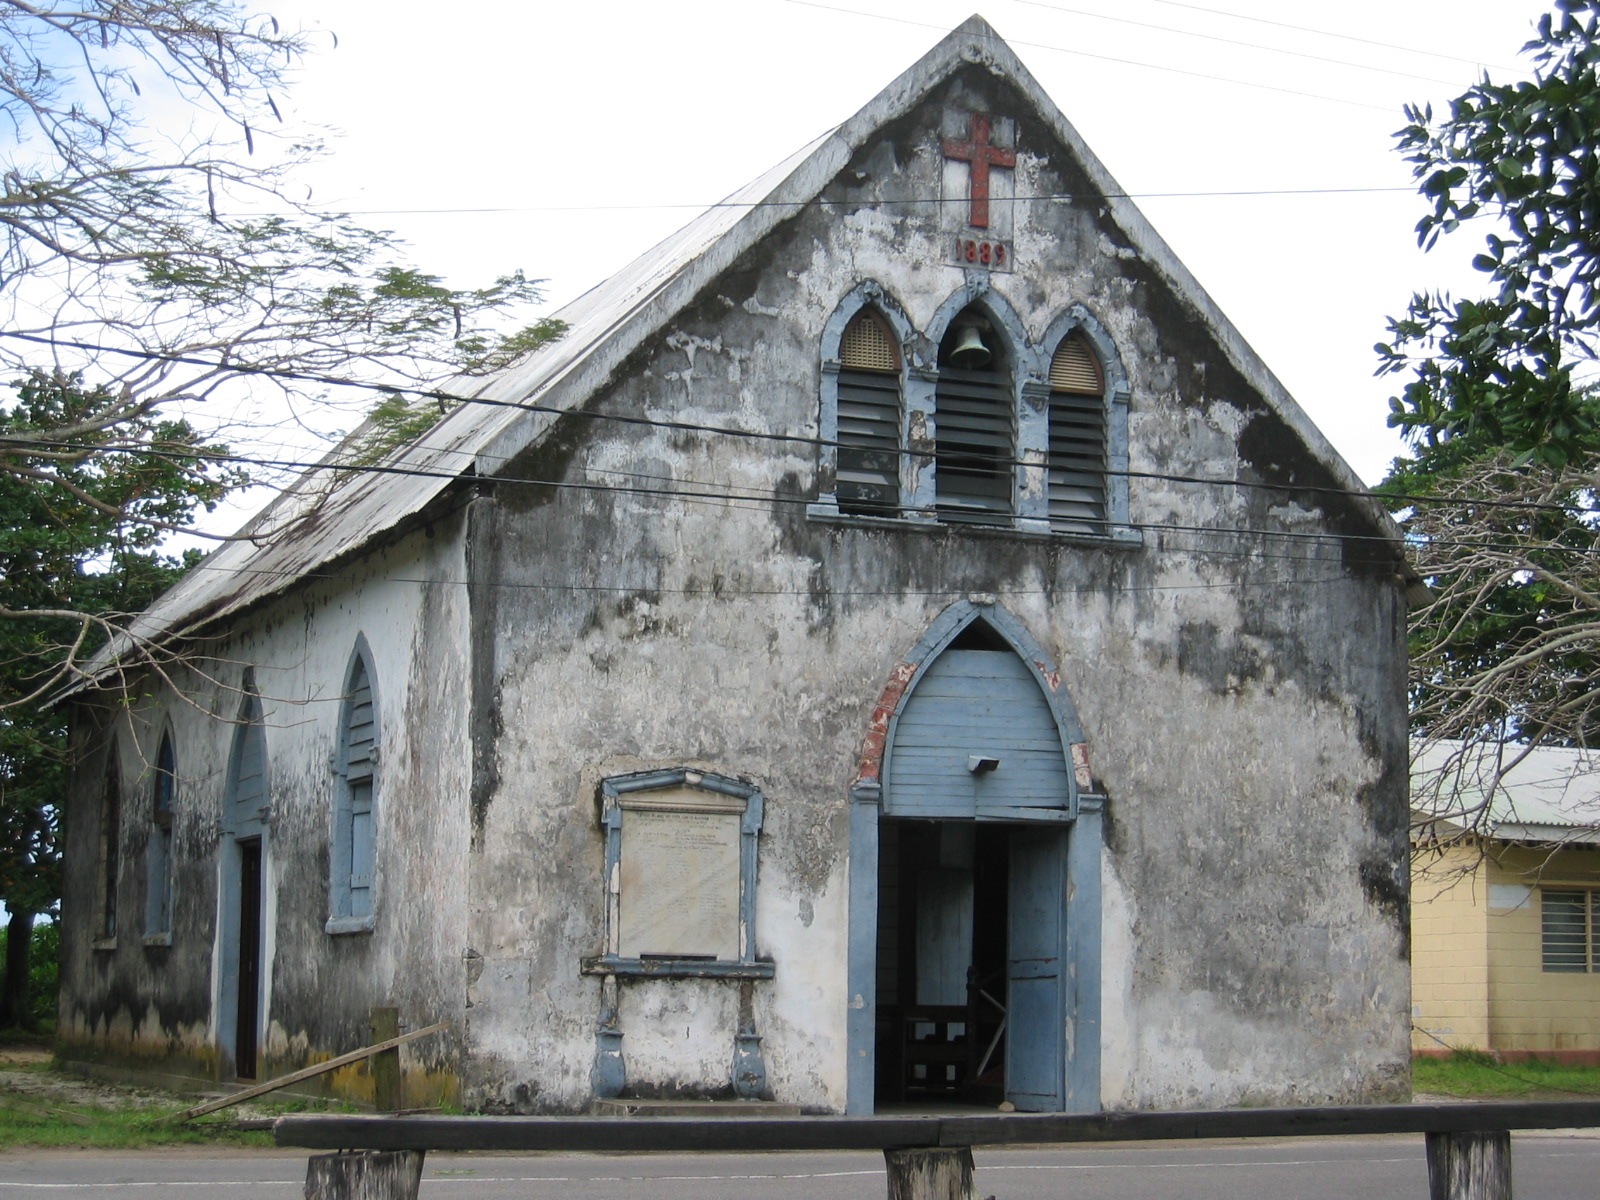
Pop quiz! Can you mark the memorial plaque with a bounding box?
[618,807,741,960]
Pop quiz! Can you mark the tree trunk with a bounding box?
[0,910,35,1030]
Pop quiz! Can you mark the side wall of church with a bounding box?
[58,513,474,1106]
[455,68,1410,1113]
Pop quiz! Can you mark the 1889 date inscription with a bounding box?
[952,236,1011,271]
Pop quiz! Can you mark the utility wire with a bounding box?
[1011,0,1466,87]
[776,0,1398,111]
[1140,0,1525,74]
[158,547,1367,600]
[0,329,1583,520]
[14,432,1592,567]
[319,185,1415,218]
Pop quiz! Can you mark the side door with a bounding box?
[1005,826,1067,1111]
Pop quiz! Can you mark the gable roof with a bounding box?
[1413,739,1600,846]
[91,14,1408,670]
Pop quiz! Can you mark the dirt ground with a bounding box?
[0,1041,280,1119]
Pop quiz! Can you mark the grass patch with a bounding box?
[1415,1051,1600,1099]
[0,1098,278,1149]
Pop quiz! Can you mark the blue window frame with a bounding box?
[812,283,1135,543]
[836,309,904,518]
[934,307,1016,526]
[144,730,176,941]
[328,643,378,934]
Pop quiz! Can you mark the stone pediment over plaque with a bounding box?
[585,769,773,980]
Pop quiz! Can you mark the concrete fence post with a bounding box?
[1426,1130,1512,1200]
[883,1146,976,1200]
[304,1149,424,1200]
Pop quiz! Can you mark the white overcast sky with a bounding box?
[259,0,1554,488]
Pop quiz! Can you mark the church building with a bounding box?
[58,16,1414,1114]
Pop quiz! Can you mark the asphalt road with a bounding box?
[2,1135,1599,1197]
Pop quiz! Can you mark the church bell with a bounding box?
[947,323,991,368]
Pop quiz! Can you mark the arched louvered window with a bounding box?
[1046,335,1108,534]
[330,646,377,929]
[836,310,903,517]
[935,310,1015,526]
[145,731,176,938]
[99,746,122,941]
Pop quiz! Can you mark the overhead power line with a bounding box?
[0,329,1584,520]
[1011,0,1466,86]
[1137,0,1525,73]
[778,0,1398,111]
[314,185,1416,219]
[11,428,1596,569]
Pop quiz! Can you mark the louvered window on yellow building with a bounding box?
[1542,889,1600,972]
[837,312,902,517]
[1046,336,1107,535]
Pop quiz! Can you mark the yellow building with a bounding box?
[1412,741,1600,1062]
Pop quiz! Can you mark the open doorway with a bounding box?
[875,819,1010,1106]
[219,833,265,1080]
[874,816,1070,1111]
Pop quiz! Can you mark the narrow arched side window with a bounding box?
[935,308,1015,526]
[144,731,176,940]
[1046,334,1108,534]
[836,310,904,517]
[98,744,122,943]
[330,646,378,930]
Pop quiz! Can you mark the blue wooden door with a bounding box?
[1006,826,1067,1111]
[887,649,1071,820]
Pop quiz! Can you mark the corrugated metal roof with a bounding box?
[1413,739,1600,844]
[85,14,1410,678]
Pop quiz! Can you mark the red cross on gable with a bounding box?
[942,113,1015,230]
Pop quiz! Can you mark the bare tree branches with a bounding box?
[0,1,563,686]
[1404,455,1600,850]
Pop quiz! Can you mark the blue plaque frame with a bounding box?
[582,768,773,980]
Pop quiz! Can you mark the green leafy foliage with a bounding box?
[0,371,240,1022]
[1377,0,1600,471]
[1377,5,1600,782]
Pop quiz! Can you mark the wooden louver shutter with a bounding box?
[344,658,376,780]
[343,657,376,915]
[1047,337,1107,534]
[837,312,902,517]
[935,365,1014,525]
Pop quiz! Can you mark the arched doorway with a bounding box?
[846,602,1102,1115]
[218,680,269,1080]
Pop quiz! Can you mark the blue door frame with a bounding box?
[845,601,1102,1115]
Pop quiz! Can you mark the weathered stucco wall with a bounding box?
[455,65,1410,1112]
[60,515,475,1104]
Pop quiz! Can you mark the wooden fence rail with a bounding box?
[276,1100,1600,1200]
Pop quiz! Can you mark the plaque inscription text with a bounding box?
[618,808,741,960]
